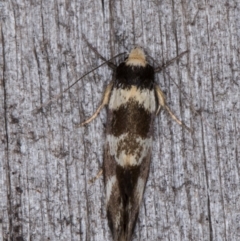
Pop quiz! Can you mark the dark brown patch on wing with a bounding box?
[104,139,153,241]
[104,142,117,183]
[111,100,151,138]
[116,165,141,205]
[106,183,122,240]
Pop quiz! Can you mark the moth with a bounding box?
[80,47,189,241]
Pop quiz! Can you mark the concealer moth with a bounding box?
[80,47,189,241]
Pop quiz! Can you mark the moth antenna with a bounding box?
[32,54,124,114]
[78,82,113,126]
[83,34,117,70]
[154,50,188,72]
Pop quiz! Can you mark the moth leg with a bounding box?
[155,85,192,132]
[88,169,103,184]
[79,82,113,127]
[155,85,166,115]
[155,85,183,126]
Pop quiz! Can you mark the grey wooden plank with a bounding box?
[0,0,239,240]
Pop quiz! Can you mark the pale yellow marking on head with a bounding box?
[125,47,147,67]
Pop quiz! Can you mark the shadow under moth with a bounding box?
[79,47,190,241]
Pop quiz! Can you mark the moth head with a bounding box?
[125,47,147,67]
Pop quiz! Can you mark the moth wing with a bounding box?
[104,141,152,241]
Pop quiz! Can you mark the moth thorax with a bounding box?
[125,47,147,67]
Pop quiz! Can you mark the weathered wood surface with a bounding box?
[0,0,239,240]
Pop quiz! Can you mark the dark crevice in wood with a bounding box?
[200,113,213,241]
[2,25,13,241]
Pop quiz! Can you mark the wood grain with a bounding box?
[0,0,239,240]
